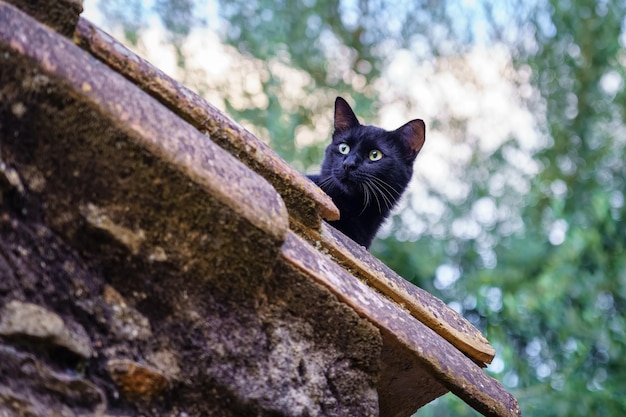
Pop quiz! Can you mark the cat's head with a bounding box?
[320,97,425,203]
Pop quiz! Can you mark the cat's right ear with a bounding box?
[396,119,426,160]
[334,97,360,133]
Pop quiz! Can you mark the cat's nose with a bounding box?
[343,157,357,173]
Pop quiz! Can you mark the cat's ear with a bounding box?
[334,97,360,133]
[395,119,426,160]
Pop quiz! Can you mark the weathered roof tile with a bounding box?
[74,18,339,230]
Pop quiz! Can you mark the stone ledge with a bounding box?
[282,233,520,417]
[74,18,339,230]
[0,0,287,282]
[316,223,496,366]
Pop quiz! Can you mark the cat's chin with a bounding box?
[336,177,360,194]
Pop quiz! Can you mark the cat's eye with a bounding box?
[338,143,350,155]
[369,149,383,161]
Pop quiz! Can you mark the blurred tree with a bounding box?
[388,1,626,415]
[91,0,626,415]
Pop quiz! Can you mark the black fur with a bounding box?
[309,97,425,248]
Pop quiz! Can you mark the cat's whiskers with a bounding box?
[368,177,396,211]
[372,181,385,213]
[359,183,371,215]
[317,176,337,193]
[361,180,383,215]
[354,173,399,214]
[370,179,389,212]
[368,175,401,198]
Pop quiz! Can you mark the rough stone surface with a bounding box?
[0,201,382,417]
[377,335,448,417]
[107,358,170,401]
[102,285,153,341]
[5,0,83,36]
[0,300,93,359]
[0,346,109,417]
[0,4,382,416]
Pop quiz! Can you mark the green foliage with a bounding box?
[92,0,626,415]
[98,0,146,45]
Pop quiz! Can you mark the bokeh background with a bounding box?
[82,1,626,415]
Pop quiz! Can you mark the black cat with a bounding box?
[308,97,425,248]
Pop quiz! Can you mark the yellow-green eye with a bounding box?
[369,149,383,161]
[338,143,350,154]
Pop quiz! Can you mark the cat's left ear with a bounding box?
[395,119,426,160]
[334,97,360,133]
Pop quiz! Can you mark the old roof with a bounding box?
[0,1,520,416]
